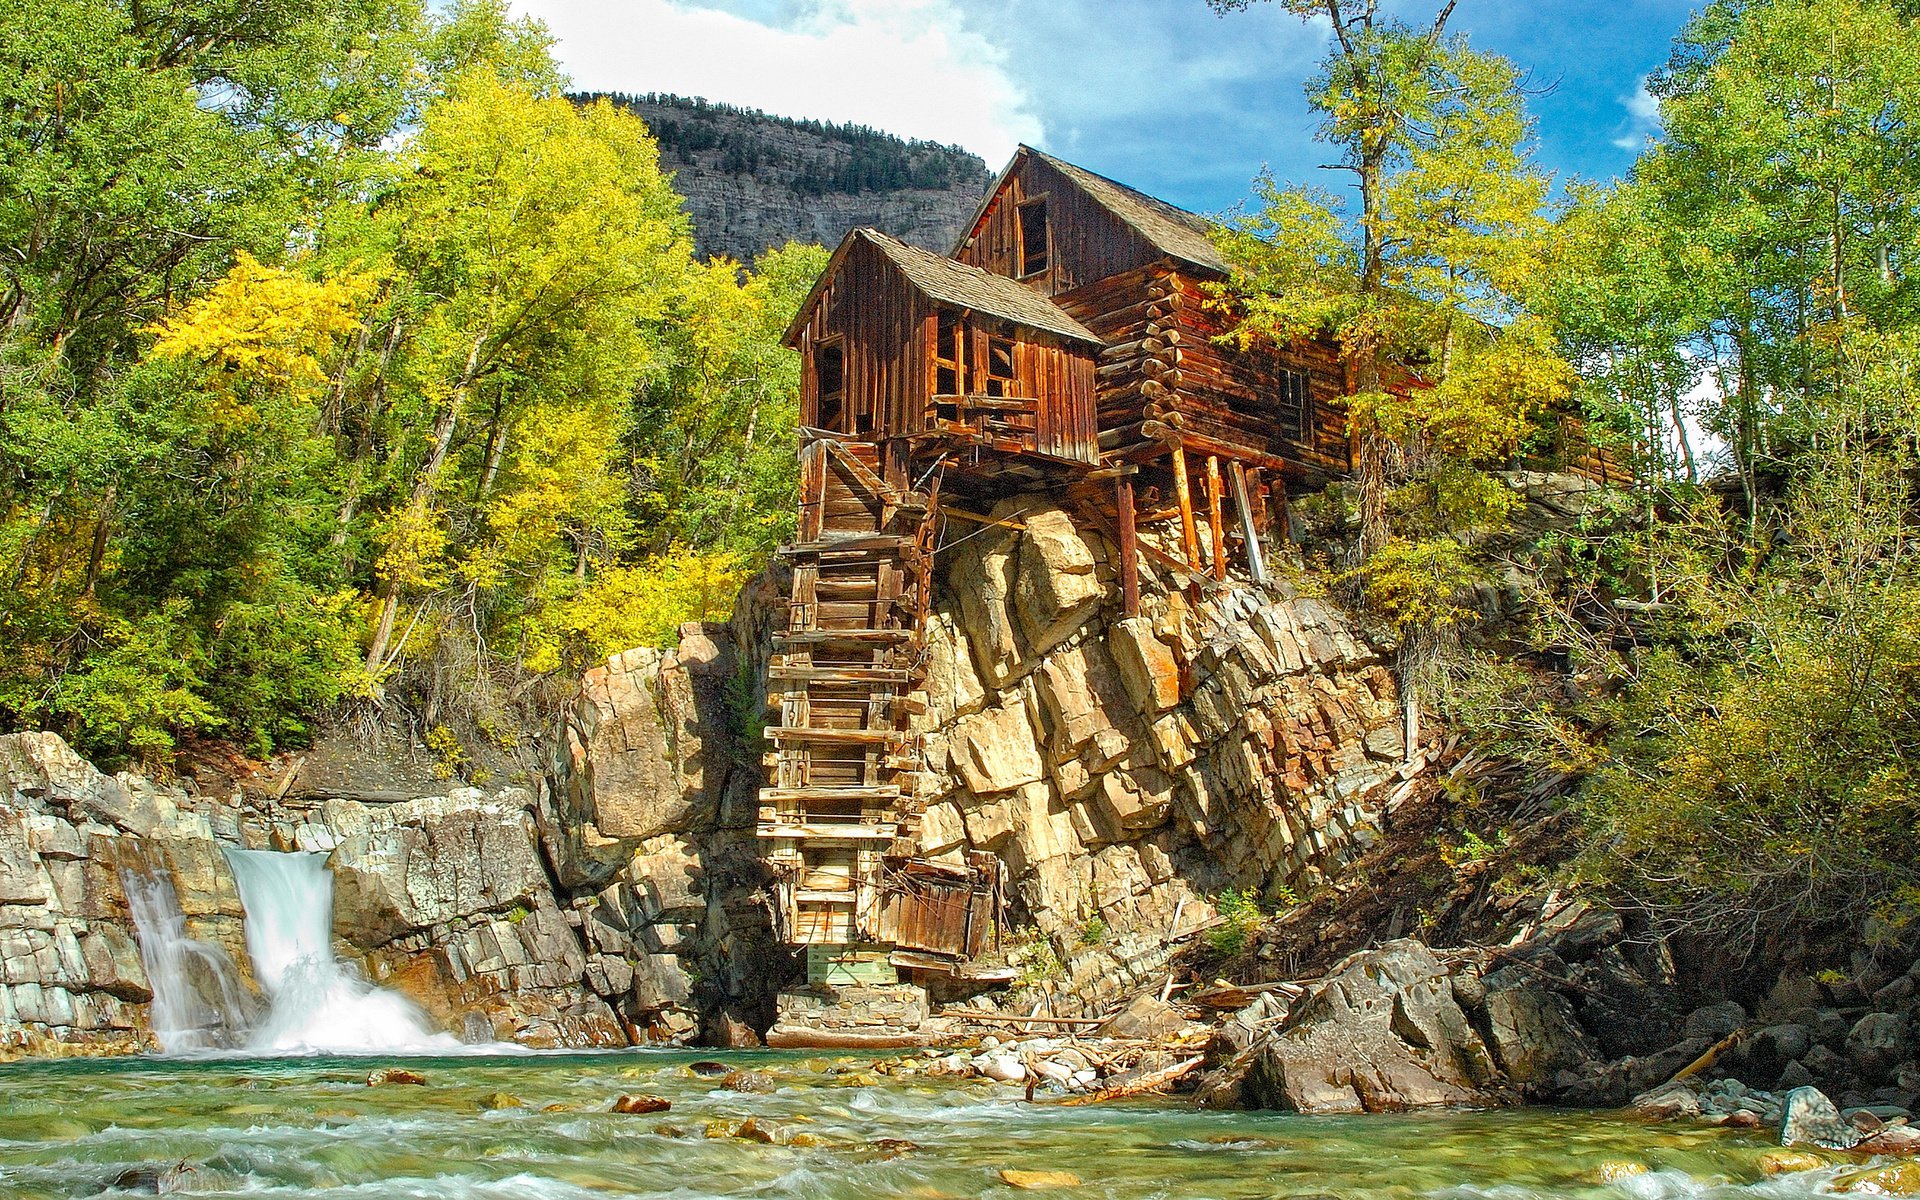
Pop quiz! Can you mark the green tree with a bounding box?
[1210,0,1573,744]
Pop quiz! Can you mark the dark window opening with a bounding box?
[935,309,966,395]
[1278,368,1309,441]
[984,335,1015,398]
[1018,199,1050,277]
[816,340,846,430]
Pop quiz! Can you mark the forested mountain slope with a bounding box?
[582,93,991,262]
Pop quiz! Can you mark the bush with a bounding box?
[1207,888,1267,958]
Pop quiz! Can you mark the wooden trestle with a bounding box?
[758,434,941,950]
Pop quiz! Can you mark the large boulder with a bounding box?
[327,793,549,945]
[548,631,732,887]
[1477,965,1602,1090]
[1243,940,1505,1113]
[1013,506,1104,656]
[1779,1085,1864,1150]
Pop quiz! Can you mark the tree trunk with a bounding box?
[364,336,486,674]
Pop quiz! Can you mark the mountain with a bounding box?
[579,92,994,263]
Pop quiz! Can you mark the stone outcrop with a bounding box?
[1240,940,1506,1112]
[0,732,254,1056]
[901,494,1413,1018]
[621,96,991,265]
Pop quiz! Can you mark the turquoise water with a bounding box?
[0,1051,1851,1199]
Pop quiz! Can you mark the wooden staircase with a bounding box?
[758,435,940,950]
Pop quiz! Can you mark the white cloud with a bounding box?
[1613,76,1660,151]
[511,0,1044,163]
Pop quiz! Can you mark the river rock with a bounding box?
[1098,993,1190,1041]
[611,1094,672,1114]
[1631,1081,1702,1119]
[1849,1013,1911,1082]
[366,1068,426,1086]
[1243,940,1503,1113]
[1683,1001,1746,1042]
[979,1054,1027,1083]
[1837,1162,1920,1195]
[1780,1086,1864,1149]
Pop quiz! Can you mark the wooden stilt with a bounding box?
[1205,455,1227,582]
[1114,469,1141,618]
[1171,442,1201,572]
[1268,480,1292,544]
[1229,461,1268,586]
[1245,468,1270,534]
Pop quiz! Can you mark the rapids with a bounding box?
[0,1051,1862,1200]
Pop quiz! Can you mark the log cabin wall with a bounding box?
[1161,271,1353,483]
[953,153,1163,296]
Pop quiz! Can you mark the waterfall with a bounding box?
[120,870,258,1053]
[223,849,463,1055]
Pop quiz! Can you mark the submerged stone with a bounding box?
[611,1094,671,1114]
[1001,1168,1082,1188]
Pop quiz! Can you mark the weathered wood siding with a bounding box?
[954,154,1161,296]
[797,239,1097,462]
[798,238,931,438]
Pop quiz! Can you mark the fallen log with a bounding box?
[1054,1055,1206,1106]
[764,1027,928,1050]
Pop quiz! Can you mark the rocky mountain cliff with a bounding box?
[585,93,993,263]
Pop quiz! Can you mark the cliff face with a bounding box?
[0,500,1415,1056]
[591,94,992,263]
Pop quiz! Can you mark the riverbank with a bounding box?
[0,1048,1865,1200]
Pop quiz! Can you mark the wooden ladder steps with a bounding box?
[776,628,918,645]
[766,726,910,746]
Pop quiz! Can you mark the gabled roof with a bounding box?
[783,228,1102,347]
[958,146,1232,278]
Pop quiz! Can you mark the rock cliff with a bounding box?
[0,495,1420,1055]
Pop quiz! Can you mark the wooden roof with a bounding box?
[961,146,1231,278]
[784,228,1102,347]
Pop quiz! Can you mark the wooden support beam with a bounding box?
[756,824,899,841]
[1245,468,1271,534]
[1205,454,1228,582]
[1170,442,1202,572]
[1230,460,1269,587]
[1268,479,1292,543]
[766,726,908,746]
[1114,471,1141,618]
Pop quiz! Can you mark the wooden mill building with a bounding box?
[757,147,1362,982]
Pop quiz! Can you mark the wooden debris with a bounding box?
[1054,1055,1205,1106]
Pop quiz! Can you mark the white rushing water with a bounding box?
[120,869,257,1053]
[223,848,465,1055]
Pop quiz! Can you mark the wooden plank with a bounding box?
[1230,460,1269,586]
[1206,454,1228,583]
[776,629,918,645]
[756,783,898,798]
[757,823,900,841]
[768,667,914,685]
[767,727,908,745]
[1170,441,1201,571]
[1114,470,1141,618]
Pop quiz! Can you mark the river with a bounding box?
[0,1050,1841,1199]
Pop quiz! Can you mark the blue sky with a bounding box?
[512,0,1694,217]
